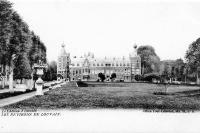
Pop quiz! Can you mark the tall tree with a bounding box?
[0,0,13,67]
[170,58,185,81]
[0,0,47,90]
[185,38,200,84]
[137,45,160,74]
[162,62,172,81]
[10,11,33,89]
[13,53,32,82]
[43,61,57,81]
[29,32,46,67]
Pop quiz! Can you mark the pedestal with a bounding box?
[36,77,44,95]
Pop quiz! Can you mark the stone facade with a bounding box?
[57,44,141,82]
[69,46,141,82]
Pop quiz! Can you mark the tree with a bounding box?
[0,0,13,67]
[162,62,171,81]
[43,61,57,81]
[170,58,185,81]
[0,0,47,90]
[143,73,160,82]
[185,38,200,84]
[49,61,57,80]
[137,45,160,75]
[0,0,13,89]
[9,11,33,88]
[0,1,32,91]
[110,73,116,82]
[135,74,143,81]
[98,72,105,82]
[13,53,32,82]
[29,32,47,67]
[110,73,116,79]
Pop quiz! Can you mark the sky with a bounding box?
[9,0,200,62]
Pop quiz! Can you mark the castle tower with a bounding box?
[57,43,70,80]
[129,45,141,81]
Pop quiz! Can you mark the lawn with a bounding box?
[3,82,200,112]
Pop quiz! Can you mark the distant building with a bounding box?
[69,46,141,82]
[57,44,70,80]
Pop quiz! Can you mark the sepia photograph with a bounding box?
[0,0,200,132]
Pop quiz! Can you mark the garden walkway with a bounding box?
[0,81,66,107]
[0,89,49,107]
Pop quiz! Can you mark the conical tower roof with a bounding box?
[60,43,67,56]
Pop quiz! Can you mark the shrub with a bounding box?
[143,73,160,82]
[76,81,88,87]
[135,75,143,81]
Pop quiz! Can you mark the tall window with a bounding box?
[79,70,81,74]
[136,60,139,67]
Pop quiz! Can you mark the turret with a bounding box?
[129,44,138,58]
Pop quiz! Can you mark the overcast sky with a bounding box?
[9,0,200,62]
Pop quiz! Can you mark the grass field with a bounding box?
[3,82,200,112]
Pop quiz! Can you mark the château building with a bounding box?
[57,44,141,82]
